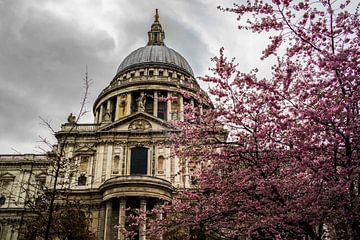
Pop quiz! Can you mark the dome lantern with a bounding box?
[147,9,165,46]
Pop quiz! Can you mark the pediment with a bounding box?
[0,172,15,181]
[74,144,96,154]
[35,172,47,180]
[98,112,172,132]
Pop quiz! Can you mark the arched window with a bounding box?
[130,147,148,175]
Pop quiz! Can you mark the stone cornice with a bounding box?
[0,154,49,168]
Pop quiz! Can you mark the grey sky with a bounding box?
[0,0,272,153]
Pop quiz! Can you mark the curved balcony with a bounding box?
[99,175,174,201]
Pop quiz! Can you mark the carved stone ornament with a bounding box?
[129,119,152,131]
[104,108,111,122]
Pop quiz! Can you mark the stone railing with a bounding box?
[101,76,200,96]
[61,124,99,132]
[0,154,47,161]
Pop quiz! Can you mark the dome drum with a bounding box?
[94,89,193,123]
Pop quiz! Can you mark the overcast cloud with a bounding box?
[0,0,273,153]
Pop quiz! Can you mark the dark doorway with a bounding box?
[130,147,148,175]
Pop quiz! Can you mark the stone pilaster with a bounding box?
[167,92,171,121]
[153,91,158,117]
[179,95,184,121]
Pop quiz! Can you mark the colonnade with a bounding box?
[101,197,162,240]
[95,90,188,124]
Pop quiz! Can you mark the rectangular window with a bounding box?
[130,147,148,175]
[78,175,87,186]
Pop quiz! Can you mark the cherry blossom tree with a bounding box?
[144,1,360,239]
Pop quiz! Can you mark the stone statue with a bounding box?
[67,113,76,124]
[104,108,111,122]
[137,92,146,112]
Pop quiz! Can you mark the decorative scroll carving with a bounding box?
[128,119,152,131]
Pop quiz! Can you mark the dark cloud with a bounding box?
[0,0,116,152]
[0,0,270,153]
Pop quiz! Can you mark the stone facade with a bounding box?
[0,154,48,239]
[0,10,208,240]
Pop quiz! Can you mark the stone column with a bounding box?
[126,93,132,115]
[118,198,126,240]
[4,226,14,240]
[153,91,158,117]
[179,95,184,121]
[107,100,111,119]
[139,198,147,240]
[185,159,190,188]
[167,92,171,121]
[98,204,106,240]
[95,110,99,123]
[104,200,113,240]
[115,95,120,121]
[156,201,163,240]
[99,104,104,123]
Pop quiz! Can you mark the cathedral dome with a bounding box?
[116,45,194,76]
[93,9,209,125]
